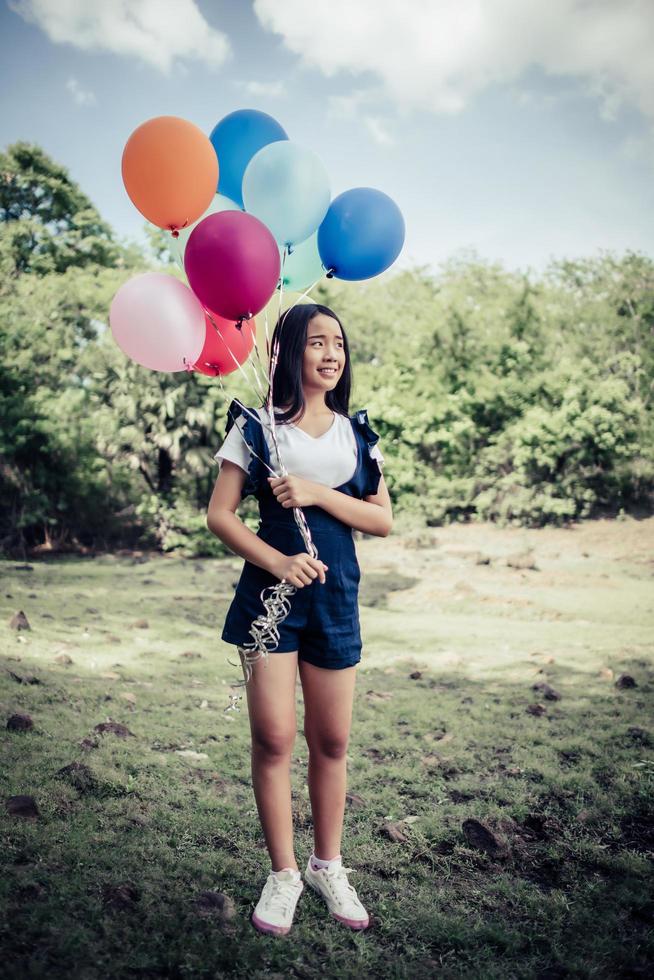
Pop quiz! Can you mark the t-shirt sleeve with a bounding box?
[213,417,250,474]
[369,443,385,465]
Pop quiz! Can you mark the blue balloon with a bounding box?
[209,109,288,209]
[317,188,405,281]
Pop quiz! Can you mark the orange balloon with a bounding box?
[121,116,219,233]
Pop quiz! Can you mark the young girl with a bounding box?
[207,302,392,937]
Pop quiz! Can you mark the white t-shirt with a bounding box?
[214,406,384,489]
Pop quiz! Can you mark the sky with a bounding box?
[1,0,654,275]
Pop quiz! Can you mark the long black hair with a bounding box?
[265,303,352,424]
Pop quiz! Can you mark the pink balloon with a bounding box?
[184,211,280,321]
[110,273,205,372]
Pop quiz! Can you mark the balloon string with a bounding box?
[204,310,267,399]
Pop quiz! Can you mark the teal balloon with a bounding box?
[174,193,240,262]
[242,141,330,248]
[279,233,325,291]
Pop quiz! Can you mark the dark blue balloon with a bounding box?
[317,187,405,281]
[210,109,288,208]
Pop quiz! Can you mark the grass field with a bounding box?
[1,517,653,979]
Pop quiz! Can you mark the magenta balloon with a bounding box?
[109,273,205,372]
[184,210,281,321]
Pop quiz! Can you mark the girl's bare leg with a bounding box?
[243,649,300,871]
[299,660,357,860]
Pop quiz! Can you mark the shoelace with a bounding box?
[321,866,359,900]
[264,876,301,915]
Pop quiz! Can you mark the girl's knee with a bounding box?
[306,732,350,760]
[252,727,296,760]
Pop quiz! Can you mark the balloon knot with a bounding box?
[326,268,335,279]
[171,229,180,239]
[183,358,195,373]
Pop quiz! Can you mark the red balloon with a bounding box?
[185,211,280,321]
[193,312,256,377]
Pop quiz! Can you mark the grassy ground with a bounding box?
[1,517,653,979]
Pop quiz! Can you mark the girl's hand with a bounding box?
[272,553,328,587]
[267,475,323,509]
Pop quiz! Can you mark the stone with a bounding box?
[6,794,39,819]
[532,682,561,701]
[380,821,410,843]
[462,818,510,859]
[102,882,140,910]
[8,671,40,685]
[9,610,31,631]
[615,673,637,689]
[194,891,236,921]
[93,720,135,738]
[55,762,98,794]
[7,713,34,732]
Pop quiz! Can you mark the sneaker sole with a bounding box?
[305,876,370,930]
[251,911,291,936]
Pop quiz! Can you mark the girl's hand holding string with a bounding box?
[267,476,329,586]
[267,474,324,509]
[272,553,328,587]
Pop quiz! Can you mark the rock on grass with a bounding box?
[9,610,31,630]
[380,821,410,843]
[6,795,39,819]
[102,883,140,911]
[55,762,99,794]
[194,891,236,922]
[462,818,511,859]
[93,720,135,738]
[532,682,561,700]
[8,670,40,685]
[7,713,34,731]
[615,673,637,689]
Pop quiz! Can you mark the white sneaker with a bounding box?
[304,857,370,930]
[251,868,304,936]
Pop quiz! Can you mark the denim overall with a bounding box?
[221,399,383,669]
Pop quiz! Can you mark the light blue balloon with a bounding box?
[242,142,331,248]
[278,233,325,291]
[210,109,288,209]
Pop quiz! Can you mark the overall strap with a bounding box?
[224,400,271,501]
[346,409,383,499]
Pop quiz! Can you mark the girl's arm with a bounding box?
[267,474,393,537]
[207,461,328,587]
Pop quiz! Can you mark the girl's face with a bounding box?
[302,313,345,393]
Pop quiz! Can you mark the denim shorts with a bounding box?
[222,519,361,670]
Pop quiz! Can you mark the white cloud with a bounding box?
[66,76,96,106]
[242,79,286,98]
[253,0,654,122]
[364,116,394,146]
[326,90,375,121]
[9,0,230,73]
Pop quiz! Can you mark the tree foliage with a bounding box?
[1,143,652,554]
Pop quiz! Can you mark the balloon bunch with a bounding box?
[109,108,405,694]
